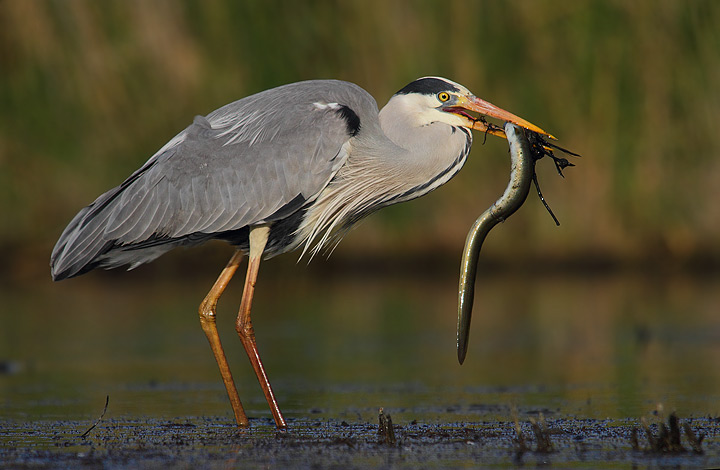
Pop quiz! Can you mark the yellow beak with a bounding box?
[457,96,556,140]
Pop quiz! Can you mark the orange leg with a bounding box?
[198,249,249,427]
[235,226,287,429]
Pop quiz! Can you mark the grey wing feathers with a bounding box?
[51,80,378,280]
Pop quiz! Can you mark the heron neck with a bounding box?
[293,109,471,259]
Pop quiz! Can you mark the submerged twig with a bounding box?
[511,405,529,455]
[630,427,640,451]
[634,410,703,454]
[529,413,554,453]
[378,408,396,446]
[512,406,554,455]
[80,395,109,439]
[683,422,705,454]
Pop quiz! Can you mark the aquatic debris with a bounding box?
[377,408,396,446]
[512,407,529,454]
[512,406,553,455]
[3,415,717,467]
[80,395,109,439]
[631,410,704,454]
[529,413,554,453]
[683,422,705,454]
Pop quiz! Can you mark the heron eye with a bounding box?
[437,92,450,102]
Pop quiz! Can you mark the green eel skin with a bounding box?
[457,123,535,365]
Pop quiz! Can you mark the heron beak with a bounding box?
[456,96,556,140]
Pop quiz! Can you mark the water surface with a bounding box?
[3,262,718,427]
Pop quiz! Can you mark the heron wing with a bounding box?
[51,80,377,279]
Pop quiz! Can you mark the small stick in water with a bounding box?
[378,408,396,445]
[80,395,109,439]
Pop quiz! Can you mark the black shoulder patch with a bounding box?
[395,77,459,96]
[336,105,361,137]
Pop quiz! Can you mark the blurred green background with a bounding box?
[1,0,719,283]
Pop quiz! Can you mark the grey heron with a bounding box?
[50,77,552,429]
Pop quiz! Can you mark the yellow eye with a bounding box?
[438,92,450,102]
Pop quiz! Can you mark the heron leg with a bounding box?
[199,249,249,427]
[236,225,287,429]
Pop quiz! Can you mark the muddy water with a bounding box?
[1,262,719,467]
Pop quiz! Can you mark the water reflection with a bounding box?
[2,265,719,425]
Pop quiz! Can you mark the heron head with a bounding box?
[393,77,555,140]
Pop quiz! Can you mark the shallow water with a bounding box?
[1,260,719,467]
